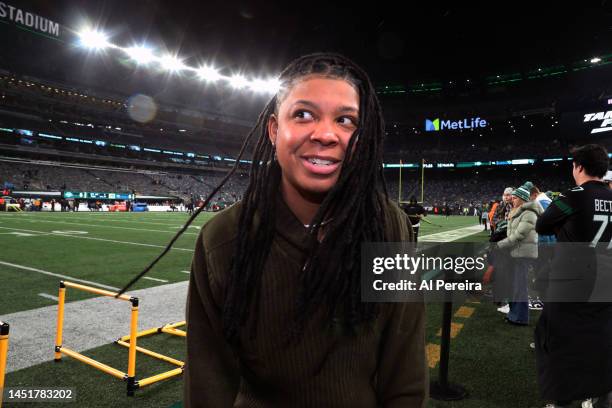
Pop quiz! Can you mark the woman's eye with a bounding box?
[294,110,313,120]
[338,116,357,126]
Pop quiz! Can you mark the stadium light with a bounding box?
[73,26,288,94]
[249,78,281,94]
[159,54,185,72]
[78,28,110,50]
[196,65,222,82]
[229,74,249,89]
[590,57,601,63]
[265,78,281,94]
[124,46,156,65]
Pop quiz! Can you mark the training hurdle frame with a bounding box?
[0,321,9,407]
[54,281,185,396]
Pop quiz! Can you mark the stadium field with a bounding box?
[0,212,481,314]
[0,212,541,407]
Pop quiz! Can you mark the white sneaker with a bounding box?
[582,399,594,408]
[530,342,535,349]
[529,298,544,310]
[497,304,510,314]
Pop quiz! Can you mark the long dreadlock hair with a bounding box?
[117,52,392,344]
[222,53,391,343]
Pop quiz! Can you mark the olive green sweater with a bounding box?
[185,194,427,407]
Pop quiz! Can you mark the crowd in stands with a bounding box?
[386,167,573,210]
[0,160,248,204]
[1,157,578,211]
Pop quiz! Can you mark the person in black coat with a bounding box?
[401,196,426,242]
[534,144,612,408]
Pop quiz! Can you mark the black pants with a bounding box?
[413,226,419,242]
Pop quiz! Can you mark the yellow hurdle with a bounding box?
[114,320,186,388]
[53,281,184,397]
[0,321,9,408]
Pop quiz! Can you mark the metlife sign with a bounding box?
[425,117,488,132]
[583,110,612,134]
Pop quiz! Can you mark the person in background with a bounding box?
[488,200,499,232]
[496,181,543,326]
[604,169,612,190]
[481,203,490,231]
[534,144,612,408]
[492,187,513,229]
[486,188,515,314]
[402,196,426,242]
[529,184,556,311]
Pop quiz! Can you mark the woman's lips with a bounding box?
[301,156,341,176]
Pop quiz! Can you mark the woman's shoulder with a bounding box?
[199,200,243,254]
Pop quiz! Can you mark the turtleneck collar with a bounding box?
[274,190,313,256]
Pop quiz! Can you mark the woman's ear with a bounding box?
[268,114,278,146]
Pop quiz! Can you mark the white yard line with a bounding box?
[180,270,190,274]
[419,224,484,242]
[0,260,120,291]
[37,293,59,301]
[143,277,169,283]
[0,213,186,228]
[0,226,194,252]
[3,217,198,235]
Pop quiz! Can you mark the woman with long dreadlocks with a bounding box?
[184,53,427,407]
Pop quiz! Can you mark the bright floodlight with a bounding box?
[159,55,185,72]
[250,78,281,94]
[590,57,601,63]
[197,65,222,82]
[78,29,109,50]
[229,74,249,89]
[125,46,156,64]
[265,78,281,93]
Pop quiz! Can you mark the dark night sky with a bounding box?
[1,1,611,116]
[5,1,612,79]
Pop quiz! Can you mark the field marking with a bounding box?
[419,224,483,242]
[0,226,194,252]
[0,213,189,228]
[426,343,441,368]
[142,276,168,283]
[0,231,39,237]
[3,217,198,235]
[436,322,464,339]
[454,306,475,318]
[180,270,190,274]
[0,260,120,291]
[143,277,169,283]
[37,293,59,301]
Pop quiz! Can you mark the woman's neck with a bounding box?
[280,178,325,226]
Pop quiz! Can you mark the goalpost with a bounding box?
[397,159,426,204]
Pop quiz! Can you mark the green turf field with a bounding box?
[0,211,213,314]
[0,212,543,407]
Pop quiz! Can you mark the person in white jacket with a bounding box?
[497,181,543,325]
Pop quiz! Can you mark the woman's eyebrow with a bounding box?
[292,100,358,113]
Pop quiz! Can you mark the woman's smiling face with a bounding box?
[268,76,359,199]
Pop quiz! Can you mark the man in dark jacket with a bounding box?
[535,144,612,408]
[401,197,426,242]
